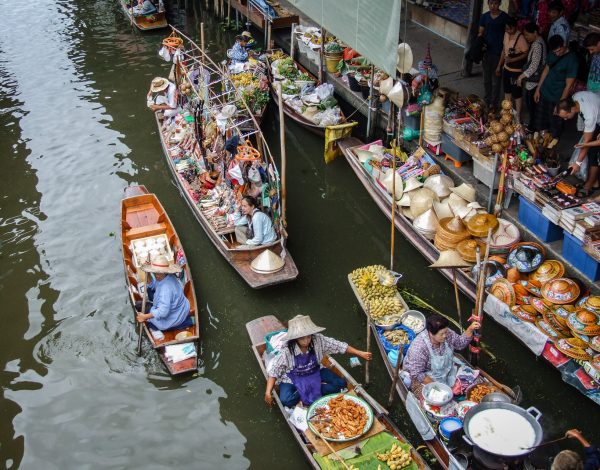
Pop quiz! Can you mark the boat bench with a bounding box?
[126,223,168,239]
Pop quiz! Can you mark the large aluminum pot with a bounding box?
[462,402,543,459]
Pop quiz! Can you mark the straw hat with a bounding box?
[250,249,285,274]
[382,170,404,201]
[490,278,516,307]
[591,335,600,353]
[471,260,506,287]
[544,312,572,336]
[423,174,454,198]
[530,297,553,316]
[529,260,565,284]
[507,245,544,273]
[285,315,326,341]
[141,253,182,274]
[567,309,600,336]
[511,305,538,323]
[488,219,520,250]
[450,183,476,203]
[216,104,237,121]
[467,201,484,210]
[438,216,471,243]
[518,279,542,297]
[404,176,423,193]
[398,193,412,207]
[553,304,576,319]
[403,207,416,220]
[541,278,580,305]
[578,295,600,314]
[456,239,486,263]
[429,250,471,268]
[467,213,499,238]
[554,338,592,361]
[413,209,439,240]
[396,43,414,74]
[241,31,253,39]
[448,193,468,216]
[536,318,567,339]
[151,77,170,93]
[410,188,438,218]
[433,199,453,220]
[456,205,477,221]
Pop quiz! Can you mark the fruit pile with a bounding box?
[231,71,257,88]
[484,99,516,154]
[350,265,405,321]
[377,443,413,469]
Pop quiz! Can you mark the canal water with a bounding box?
[0,1,597,468]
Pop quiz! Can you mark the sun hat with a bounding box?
[490,278,516,307]
[554,337,592,361]
[433,200,453,220]
[437,216,471,243]
[456,239,486,263]
[250,249,284,274]
[413,208,439,240]
[216,104,237,121]
[410,188,438,218]
[382,170,404,201]
[488,219,520,252]
[403,176,423,193]
[544,312,572,336]
[448,193,468,216]
[151,77,170,93]
[396,43,414,74]
[530,297,553,316]
[450,183,476,203]
[591,335,600,353]
[511,305,538,323]
[285,315,326,341]
[567,309,600,336]
[529,260,565,284]
[541,278,580,305]
[398,193,412,207]
[429,250,471,268]
[507,245,544,273]
[578,295,600,314]
[423,174,454,198]
[455,205,477,221]
[403,207,416,220]
[241,31,252,38]
[141,253,182,274]
[535,318,567,339]
[467,213,499,238]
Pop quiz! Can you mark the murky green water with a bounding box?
[0,1,598,468]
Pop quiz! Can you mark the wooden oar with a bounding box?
[365,318,371,385]
[311,427,351,470]
[470,228,493,366]
[452,268,463,333]
[137,270,148,356]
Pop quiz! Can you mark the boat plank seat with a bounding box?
[152,324,197,346]
[126,222,167,239]
[125,205,160,228]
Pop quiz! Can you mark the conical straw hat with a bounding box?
[456,238,487,263]
[467,213,499,237]
[403,207,416,220]
[285,315,325,341]
[250,249,285,274]
[439,216,471,241]
[398,193,412,207]
[382,170,404,201]
[410,188,438,218]
[429,250,472,268]
[423,174,454,198]
[450,183,476,203]
[413,208,439,239]
[397,43,414,74]
[448,193,468,216]
[404,176,423,193]
[433,200,453,219]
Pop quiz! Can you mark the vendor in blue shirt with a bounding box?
[234,195,277,247]
[136,254,191,331]
[478,0,508,110]
[227,35,250,63]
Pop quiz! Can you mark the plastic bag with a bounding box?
[315,83,334,100]
[569,136,589,181]
[158,46,171,62]
[227,162,245,185]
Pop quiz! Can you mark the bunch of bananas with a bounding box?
[231,72,256,87]
[350,265,396,300]
[270,50,287,61]
[365,296,404,320]
[377,443,413,470]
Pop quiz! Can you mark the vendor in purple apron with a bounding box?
[264,315,373,408]
[403,314,480,389]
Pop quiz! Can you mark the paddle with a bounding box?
[137,269,148,356]
[310,425,351,470]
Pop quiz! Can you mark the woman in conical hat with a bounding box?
[264,315,372,408]
[136,254,193,332]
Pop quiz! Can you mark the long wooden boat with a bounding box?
[154,28,298,289]
[119,0,168,31]
[339,137,477,302]
[121,185,199,375]
[247,315,429,470]
[347,276,518,470]
[155,114,298,288]
[266,51,347,136]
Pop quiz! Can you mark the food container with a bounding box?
[400,310,426,334]
[439,417,463,443]
[422,381,454,406]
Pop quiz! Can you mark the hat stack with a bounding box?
[467,213,499,238]
[456,239,486,263]
[434,216,472,251]
[410,188,438,219]
[413,208,439,240]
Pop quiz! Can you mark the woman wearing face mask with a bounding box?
[403,314,480,391]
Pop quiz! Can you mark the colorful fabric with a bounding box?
[266,334,348,384]
[588,53,600,93]
[148,274,190,330]
[227,41,248,63]
[541,51,579,102]
[403,329,471,384]
[479,11,509,56]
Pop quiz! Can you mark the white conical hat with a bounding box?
[433,200,453,220]
[398,193,412,207]
[250,249,285,274]
[450,183,476,203]
[404,176,423,193]
[429,250,472,268]
[423,174,455,198]
[382,170,404,201]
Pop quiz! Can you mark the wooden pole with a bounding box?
[365,320,371,385]
[277,82,287,225]
[227,0,231,27]
[137,270,149,356]
[267,21,272,49]
[319,27,326,83]
[290,23,296,59]
[418,104,426,148]
[390,139,397,272]
[470,228,493,366]
[366,64,376,140]
[312,428,351,470]
[453,268,463,333]
[200,22,205,53]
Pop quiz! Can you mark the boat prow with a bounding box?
[120,0,168,30]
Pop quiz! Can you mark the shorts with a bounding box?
[503,69,523,99]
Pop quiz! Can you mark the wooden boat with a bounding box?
[246,315,429,470]
[120,185,199,375]
[120,0,168,30]
[339,137,477,302]
[266,51,347,136]
[347,276,518,470]
[155,114,298,288]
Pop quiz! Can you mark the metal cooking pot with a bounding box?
[463,402,543,459]
[481,391,512,404]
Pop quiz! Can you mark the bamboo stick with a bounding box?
[390,138,397,272]
[277,82,287,225]
[200,22,205,53]
[312,428,351,470]
[138,270,148,356]
[453,268,463,333]
[365,320,371,385]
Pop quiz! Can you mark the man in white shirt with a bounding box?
[557,91,600,193]
[147,77,178,118]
